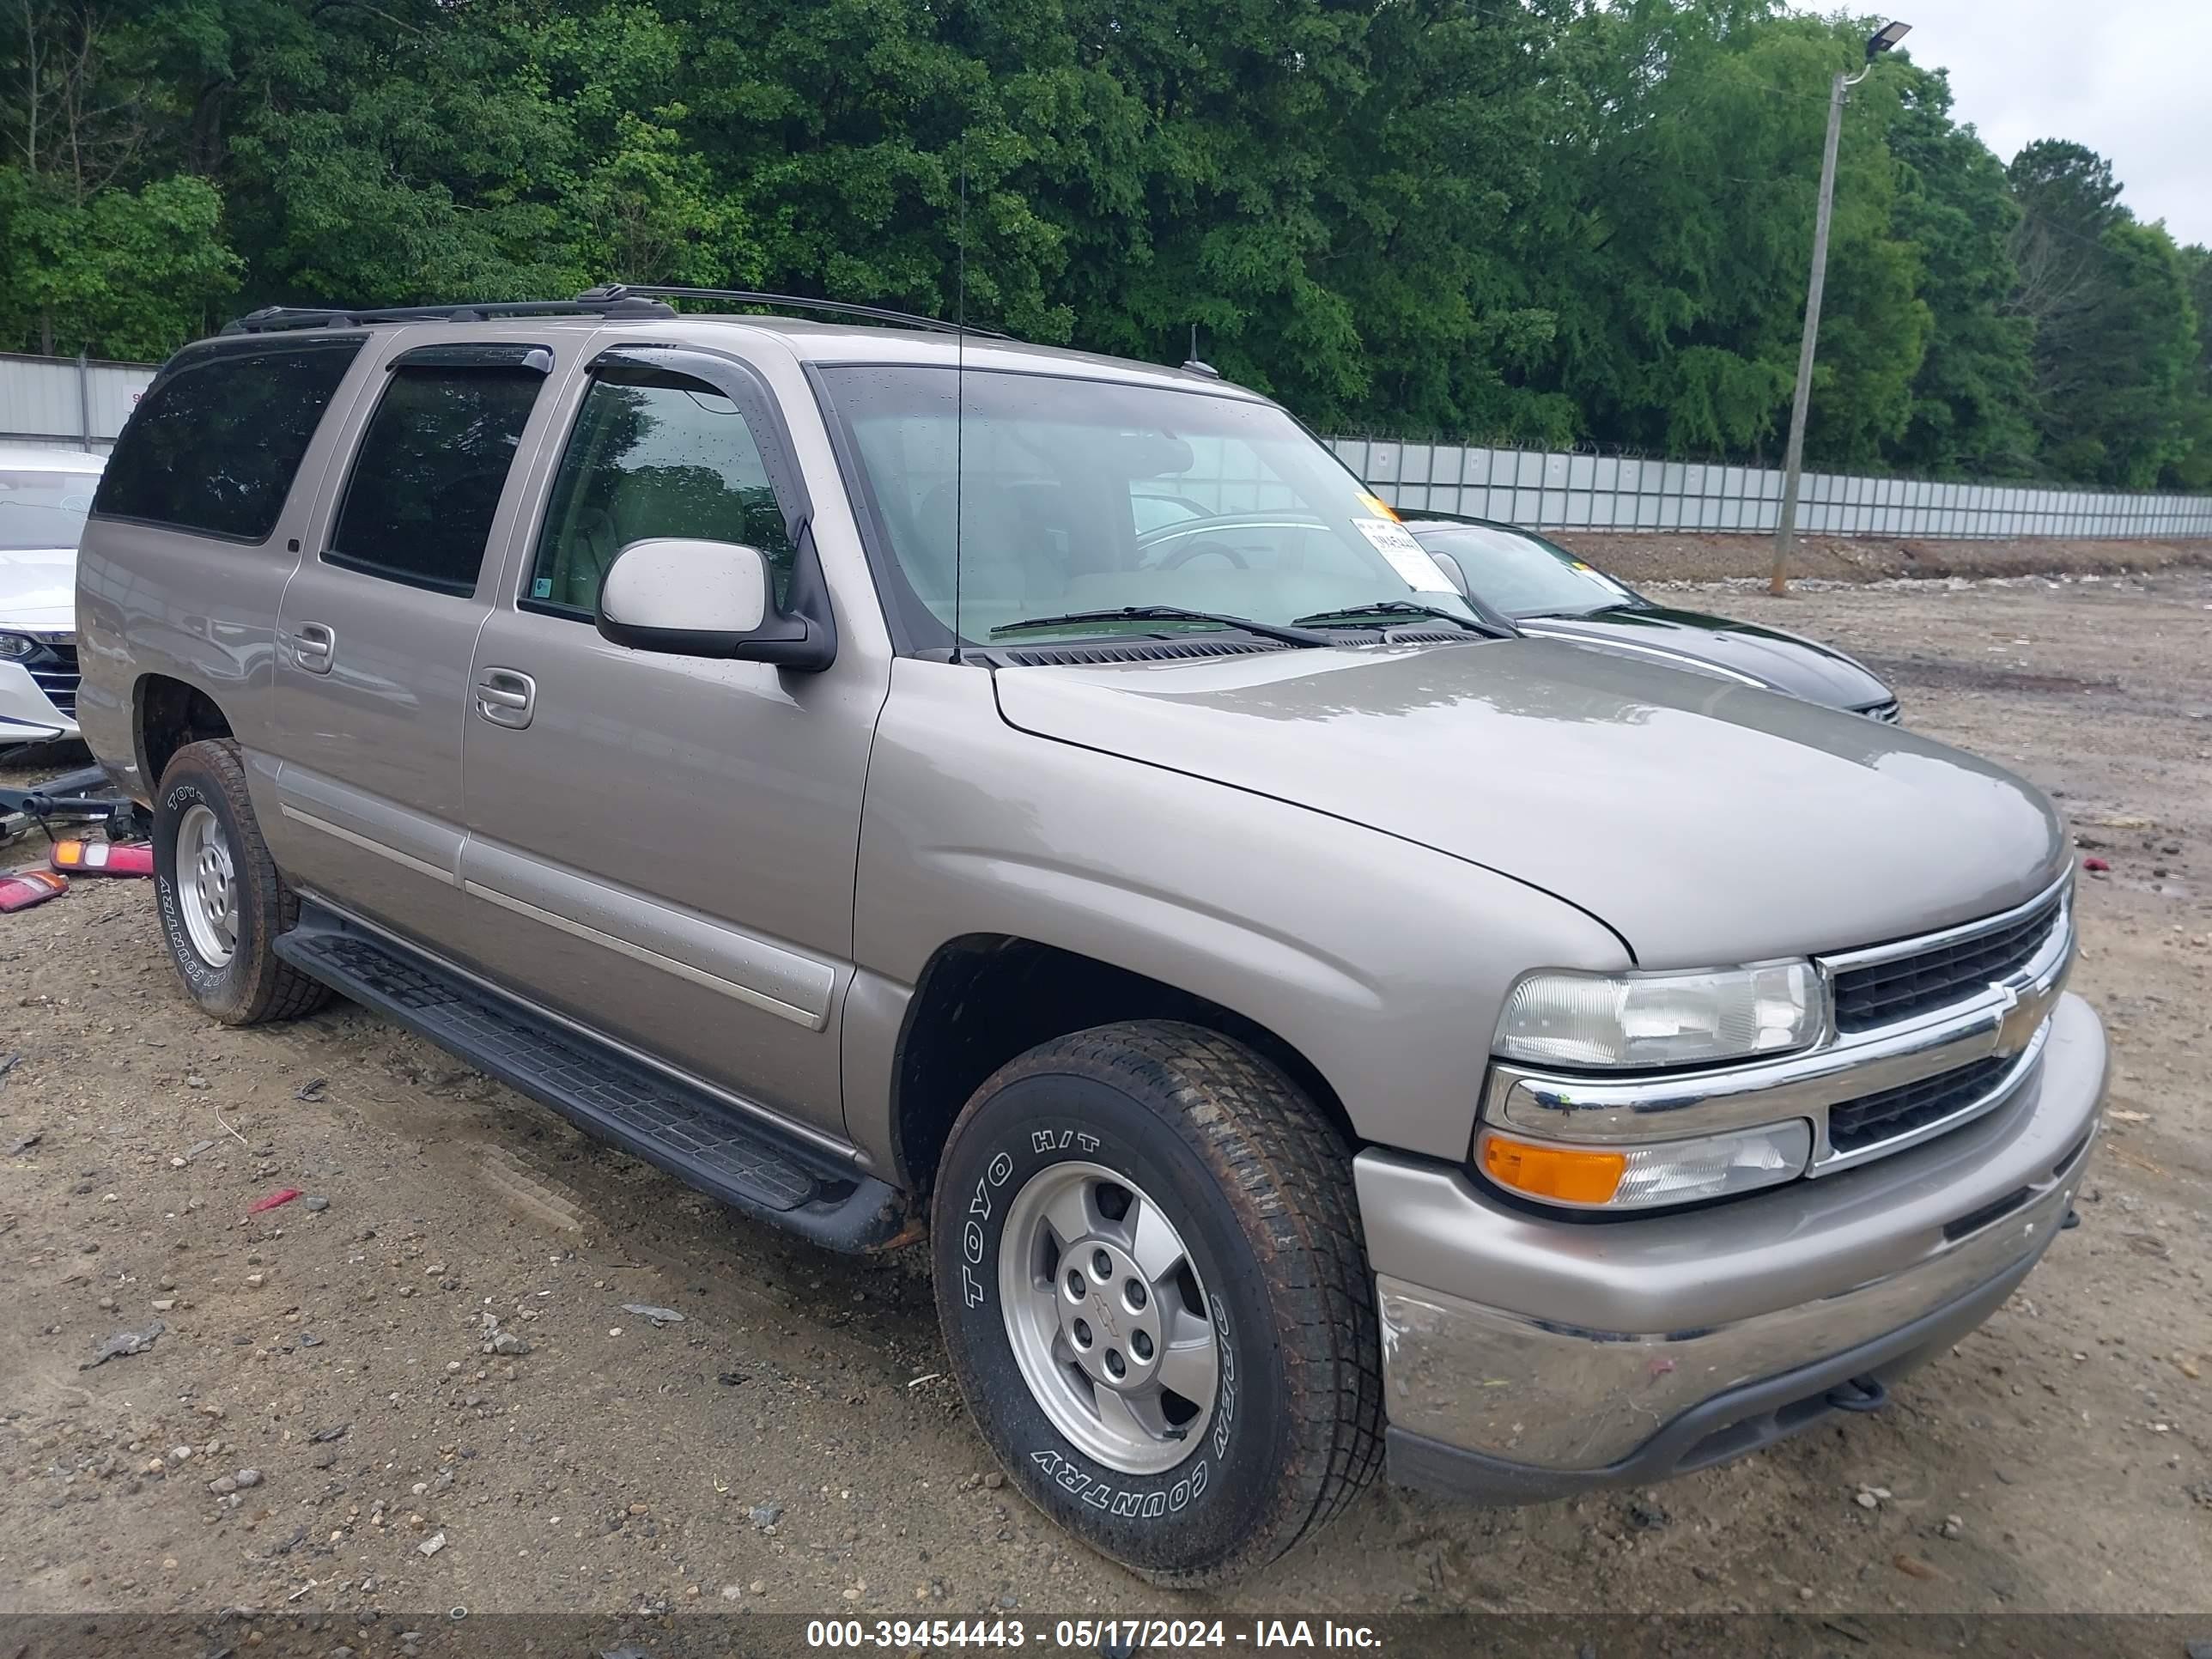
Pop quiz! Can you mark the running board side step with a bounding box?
[274,905,903,1252]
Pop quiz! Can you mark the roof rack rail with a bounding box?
[574,283,1010,339]
[221,295,678,335]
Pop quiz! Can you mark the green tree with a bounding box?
[2172,243,2212,489]
[672,0,1091,342]
[222,4,589,304]
[1884,64,2036,476]
[1533,3,1928,464]
[1,171,240,357]
[0,0,2202,496]
[1310,0,1579,441]
[0,0,240,356]
[2010,141,2200,485]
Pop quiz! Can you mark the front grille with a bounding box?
[1832,891,2063,1032]
[28,641,80,715]
[1828,1054,2012,1153]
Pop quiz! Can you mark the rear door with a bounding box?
[269,337,572,954]
[457,342,886,1137]
[76,332,368,794]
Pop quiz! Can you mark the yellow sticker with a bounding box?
[1358,492,1402,524]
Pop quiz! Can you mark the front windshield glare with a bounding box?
[1407,522,1637,617]
[817,365,1478,646]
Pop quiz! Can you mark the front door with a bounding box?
[269,337,564,955]
[459,343,885,1139]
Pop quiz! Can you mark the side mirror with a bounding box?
[1425,549,1472,600]
[596,538,835,671]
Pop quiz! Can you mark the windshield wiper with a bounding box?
[1291,600,1514,638]
[988,605,1334,648]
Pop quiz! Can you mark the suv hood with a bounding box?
[993,640,2065,966]
[0,545,78,631]
[1518,605,1892,713]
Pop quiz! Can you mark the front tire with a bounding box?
[931,1021,1381,1585]
[152,738,330,1026]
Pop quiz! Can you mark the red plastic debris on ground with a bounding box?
[48,840,155,877]
[247,1188,302,1214]
[0,870,69,912]
[2081,856,2111,872]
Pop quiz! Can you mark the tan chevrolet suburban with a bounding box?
[75,287,2104,1585]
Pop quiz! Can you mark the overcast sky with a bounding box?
[1838,0,2211,246]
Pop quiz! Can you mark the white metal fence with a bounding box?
[3,352,2208,537]
[0,352,156,453]
[1331,437,2212,540]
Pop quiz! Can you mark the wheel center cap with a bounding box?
[1059,1236,1166,1394]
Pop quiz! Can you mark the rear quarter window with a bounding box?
[92,337,365,542]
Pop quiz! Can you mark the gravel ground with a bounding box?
[1,566,2207,1631]
[1551,530,2212,586]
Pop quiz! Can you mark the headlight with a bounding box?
[0,633,35,661]
[1476,1119,1813,1211]
[1494,961,1821,1069]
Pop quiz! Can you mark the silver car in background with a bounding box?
[0,444,100,746]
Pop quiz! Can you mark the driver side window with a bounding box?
[527,373,795,618]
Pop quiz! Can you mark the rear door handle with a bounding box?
[475,667,537,730]
[293,622,336,675]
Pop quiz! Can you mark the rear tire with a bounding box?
[930,1020,1382,1586]
[151,738,330,1025]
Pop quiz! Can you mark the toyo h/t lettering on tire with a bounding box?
[929,1020,1382,1585]
[151,738,331,1026]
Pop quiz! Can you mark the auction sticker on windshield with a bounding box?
[1352,516,1460,593]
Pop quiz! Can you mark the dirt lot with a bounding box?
[1551,529,2212,586]
[2,566,2208,1633]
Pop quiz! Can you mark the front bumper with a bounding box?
[0,653,79,744]
[1359,990,2105,1502]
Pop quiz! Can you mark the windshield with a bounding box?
[0,467,100,552]
[1407,521,1640,618]
[816,366,1479,647]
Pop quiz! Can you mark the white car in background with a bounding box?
[0,445,101,747]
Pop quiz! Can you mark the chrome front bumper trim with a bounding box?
[1376,1162,2076,1471]
[1485,873,2075,1174]
[0,659,76,742]
[1370,999,2102,1470]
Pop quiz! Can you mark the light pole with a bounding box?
[1769,20,1911,596]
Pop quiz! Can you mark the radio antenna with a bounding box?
[951,161,968,665]
[1181,320,1218,379]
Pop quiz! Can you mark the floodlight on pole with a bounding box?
[1768,20,1912,596]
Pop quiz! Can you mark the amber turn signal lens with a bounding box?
[51,840,88,866]
[1480,1133,1627,1205]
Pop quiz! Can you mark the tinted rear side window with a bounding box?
[92,337,363,541]
[325,367,543,596]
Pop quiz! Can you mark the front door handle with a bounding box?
[475,667,537,730]
[293,622,336,675]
